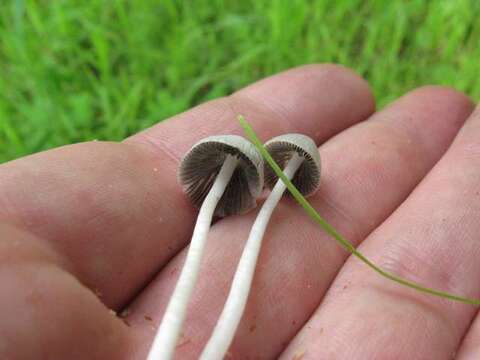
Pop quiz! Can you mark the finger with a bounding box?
[0,223,132,360]
[282,104,480,360]
[0,65,374,309]
[126,87,474,359]
[126,64,373,158]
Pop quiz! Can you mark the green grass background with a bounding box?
[0,0,479,163]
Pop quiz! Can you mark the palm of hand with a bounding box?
[1,65,479,360]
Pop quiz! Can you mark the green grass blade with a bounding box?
[239,115,480,306]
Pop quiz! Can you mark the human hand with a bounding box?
[1,64,479,359]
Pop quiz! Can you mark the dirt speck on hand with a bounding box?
[249,324,256,333]
[292,349,305,359]
[120,308,131,317]
[144,315,153,322]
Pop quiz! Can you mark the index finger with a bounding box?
[0,64,374,309]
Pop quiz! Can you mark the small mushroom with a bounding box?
[201,134,320,360]
[263,133,321,197]
[147,135,264,360]
[179,135,264,217]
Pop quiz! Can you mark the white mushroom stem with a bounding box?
[200,153,304,360]
[147,155,239,360]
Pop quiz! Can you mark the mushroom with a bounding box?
[201,134,321,360]
[147,135,264,360]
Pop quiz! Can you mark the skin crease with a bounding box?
[0,64,479,359]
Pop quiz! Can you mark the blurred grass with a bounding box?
[0,0,479,163]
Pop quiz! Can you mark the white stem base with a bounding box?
[200,153,303,360]
[147,155,238,360]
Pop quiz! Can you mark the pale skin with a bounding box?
[2,64,480,359]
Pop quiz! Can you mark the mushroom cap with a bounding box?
[264,133,321,197]
[178,135,264,217]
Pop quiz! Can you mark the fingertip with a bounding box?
[298,63,376,112]
[376,85,475,141]
[239,63,375,112]
[406,85,474,114]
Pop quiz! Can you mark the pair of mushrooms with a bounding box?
[147,133,321,360]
